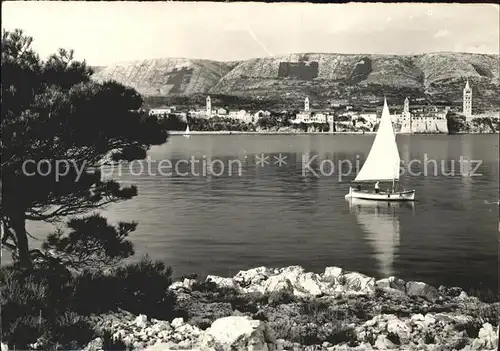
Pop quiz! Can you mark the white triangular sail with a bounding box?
[185,125,190,134]
[355,98,400,182]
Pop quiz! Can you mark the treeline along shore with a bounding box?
[1,29,499,351]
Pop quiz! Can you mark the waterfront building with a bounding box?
[399,97,448,134]
[294,96,333,123]
[227,109,254,123]
[149,107,173,116]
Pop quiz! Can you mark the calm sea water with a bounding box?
[12,134,500,292]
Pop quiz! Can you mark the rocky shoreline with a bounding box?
[73,265,500,351]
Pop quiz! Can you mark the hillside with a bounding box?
[91,58,234,96]
[91,53,499,111]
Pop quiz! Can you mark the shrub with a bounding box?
[1,255,179,348]
[424,331,435,344]
[454,321,482,338]
[47,311,96,350]
[101,330,132,350]
[300,299,330,315]
[0,268,49,325]
[191,279,219,293]
[386,332,401,345]
[72,255,177,320]
[292,323,322,345]
[324,324,357,346]
[3,315,48,350]
[268,289,296,306]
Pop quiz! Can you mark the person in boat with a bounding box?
[357,184,361,191]
[374,181,380,194]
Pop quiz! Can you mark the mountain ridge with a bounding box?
[91,52,500,110]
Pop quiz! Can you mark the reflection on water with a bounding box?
[347,198,414,277]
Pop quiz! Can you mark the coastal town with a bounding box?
[148,80,500,134]
[2,2,499,351]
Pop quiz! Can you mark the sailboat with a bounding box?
[345,98,415,201]
[183,124,191,138]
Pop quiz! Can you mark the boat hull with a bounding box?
[345,187,415,201]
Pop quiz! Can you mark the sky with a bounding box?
[2,2,499,65]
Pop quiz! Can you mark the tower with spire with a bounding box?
[206,96,212,116]
[463,79,472,118]
[400,97,413,133]
[304,97,310,112]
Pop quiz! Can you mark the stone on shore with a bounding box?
[81,265,499,351]
[375,276,406,293]
[198,316,275,351]
[262,274,294,295]
[206,275,237,289]
[471,323,499,350]
[405,281,440,301]
[233,266,271,287]
[322,266,343,281]
[169,278,197,292]
[342,272,376,295]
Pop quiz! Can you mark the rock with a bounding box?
[471,323,499,350]
[122,335,135,346]
[172,318,185,329]
[406,281,440,301]
[133,341,146,349]
[276,266,305,283]
[234,266,271,287]
[424,314,436,327]
[135,314,148,328]
[1,343,7,351]
[294,272,324,296]
[151,321,172,333]
[169,278,197,292]
[323,267,343,281]
[263,275,294,294]
[387,318,411,343]
[199,316,275,351]
[84,338,104,351]
[143,342,172,350]
[374,334,397,349]
[375,276,406,292]
[342,272,376,295]
[206,275,237,289]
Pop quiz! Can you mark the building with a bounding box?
[254,110,271,118]
[217,108,227,115]
[228,109,254,123]
[206,96,212,116]
[359,113,377,124]
[463,79,472,118]
[149,107,173,116]
[399,97,448,134]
